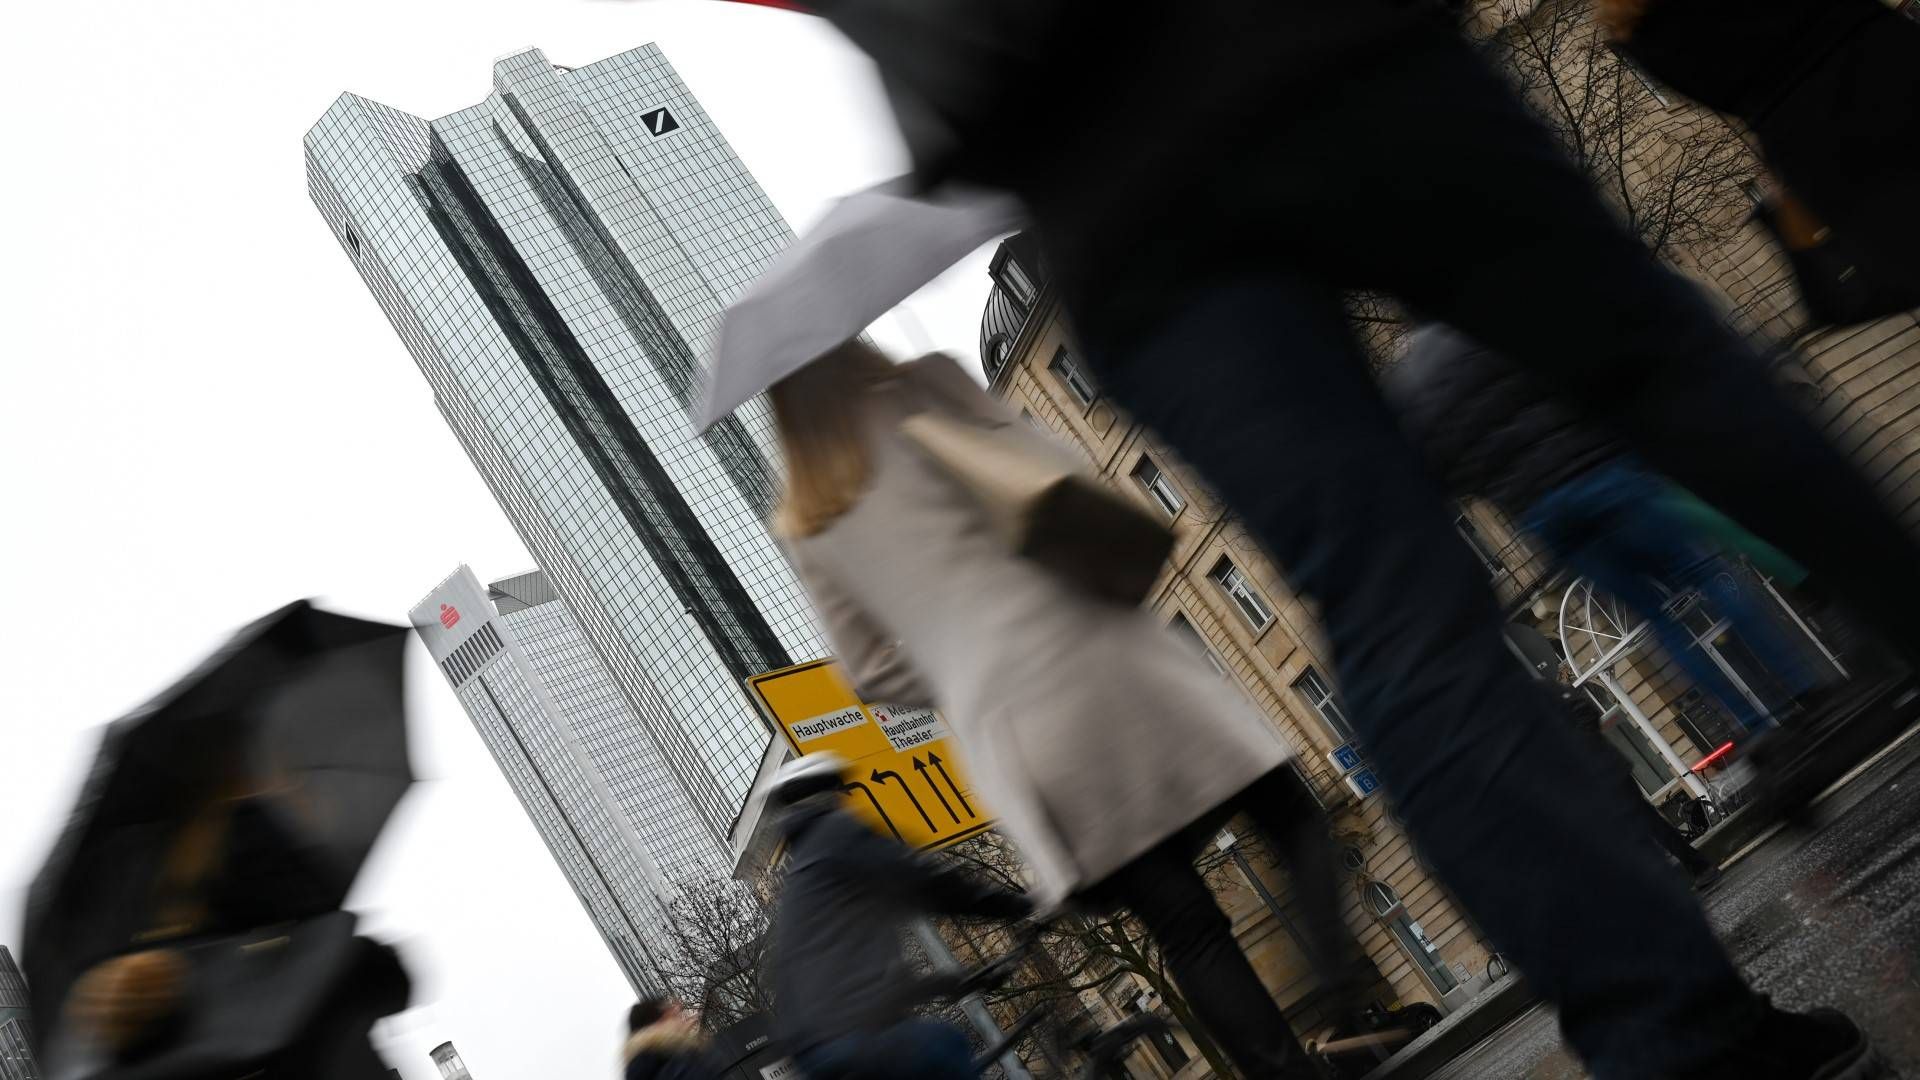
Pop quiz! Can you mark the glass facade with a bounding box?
[0,949,33,1080]
[412,566,697,995]
[488,570,723,890]
[431,1042,474,1080]
[0,1020,35,1080]
[305,45,826,848]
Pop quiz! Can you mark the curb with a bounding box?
[1356,976,1537,1080]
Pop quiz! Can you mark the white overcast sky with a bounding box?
[0,3,998,1077]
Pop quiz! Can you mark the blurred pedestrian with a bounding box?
[768,343,1354,1079]
[1604,0,1920,326]
[744,2,1920,1075]
[623,998,723,1080]
[1386,322,1831,735]
[764,754,1032,1080]
[26,602,413,1079]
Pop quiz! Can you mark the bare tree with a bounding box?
[1347,1,1759,359]
[1483,0,1758,259]
[655,875,778,1031]
[935,831,1255,1078]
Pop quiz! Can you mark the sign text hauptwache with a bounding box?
[748,659,992,852]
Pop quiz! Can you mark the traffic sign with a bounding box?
[1344,767,1382,799]
[1327,742,1364,773]
[748,659,992,852]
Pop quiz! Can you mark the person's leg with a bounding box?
[1567,465,1827,727]
[1096,842,1318,1079]
[1232,769,1366,1005]
[1528,470,1777,730]
[1569,539,1774,732]
[1068,273,1762,1077]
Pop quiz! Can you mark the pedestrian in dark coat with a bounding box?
[764,754,1031,1080]
[623,999,724,1080]
[791,3,1914,1075]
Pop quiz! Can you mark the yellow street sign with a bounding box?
[747,659,992,852]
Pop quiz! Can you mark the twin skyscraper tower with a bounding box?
[305,45,830,994]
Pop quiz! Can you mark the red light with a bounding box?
[1690,741,1736,773]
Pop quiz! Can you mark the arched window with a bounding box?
[1365,879,1460,995]
[984,335,1011,381]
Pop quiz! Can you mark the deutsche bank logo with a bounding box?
[640,107,681,137]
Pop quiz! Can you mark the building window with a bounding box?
[1001,260,1037,307]
[1365,880,1460,995]
[1293,666,1356,744]
[1454,512,1504,576]
[1049,347,1098,406]
[1169,613,1230,679]
[1210,558,1274,632]
[984,335,1012,382]
[1132,456,1186,518]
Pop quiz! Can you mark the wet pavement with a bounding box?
[1429,729,1920,1079]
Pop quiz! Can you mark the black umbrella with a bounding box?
[22,600,412,1038]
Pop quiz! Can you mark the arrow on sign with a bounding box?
[913,755,960,824]
[926,752,974,818]
[841,781,902,842]
[872,768,935,833]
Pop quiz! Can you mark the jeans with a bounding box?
[1051,14,1920,1078]
[1086,770,1344,1080]
[1526,462,1825,732]
[793,1019,975,1080]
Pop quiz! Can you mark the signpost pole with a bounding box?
[1215,830,1314,959]
[911,918,1035,1080]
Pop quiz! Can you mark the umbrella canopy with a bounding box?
[22,601,411,1032]
[693,179,1022,431]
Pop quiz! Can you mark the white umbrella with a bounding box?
[693,179,1024,431]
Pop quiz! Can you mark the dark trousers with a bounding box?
[1526,461,1825,732]
[1048,16,1920,1076]
[1090,770,1342,1080]
[793,1019,974,1080]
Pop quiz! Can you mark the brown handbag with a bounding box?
[901,411,1174,605]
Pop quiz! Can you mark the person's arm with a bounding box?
[786,542,935,706]
[828,816,1033,921]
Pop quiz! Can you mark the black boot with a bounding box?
[1691,1004,1880,1080]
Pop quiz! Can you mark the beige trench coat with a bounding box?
[785,354,1293,909]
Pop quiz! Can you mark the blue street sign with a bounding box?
[1345,767,1382,799]
[1329,742,1364,773]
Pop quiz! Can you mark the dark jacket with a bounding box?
[808,0,1447,330]
[767,799,1031,1052]
[1620,0,1920,282]
[1385,325,1621,515]
[623,1026,724,1080]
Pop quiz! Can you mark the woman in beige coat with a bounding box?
[771,341,1344,1080]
